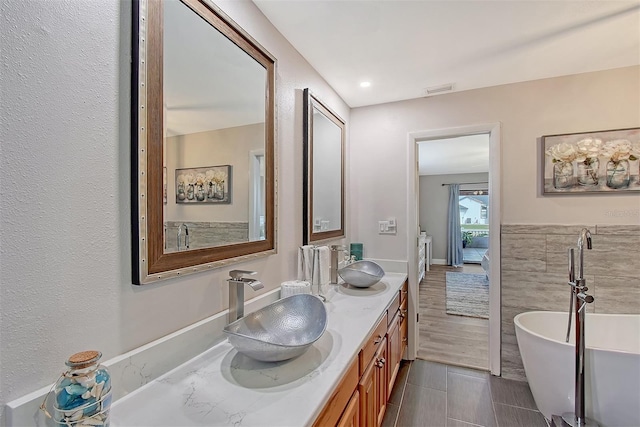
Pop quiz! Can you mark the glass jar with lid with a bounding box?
[49,350,112,426]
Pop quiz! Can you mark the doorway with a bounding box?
[459,189,489,264]
[406,123,501,375]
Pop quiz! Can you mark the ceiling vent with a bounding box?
[424,83,455,96]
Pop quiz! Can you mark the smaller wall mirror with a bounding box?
[303,89,345,244]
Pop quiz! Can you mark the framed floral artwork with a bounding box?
[175,165,231,204]
[542,127,640,194]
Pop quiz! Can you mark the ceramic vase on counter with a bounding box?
[50,351,112,426]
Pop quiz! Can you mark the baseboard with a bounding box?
[432,258,446,265]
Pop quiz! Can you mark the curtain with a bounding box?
[446,184,464,267]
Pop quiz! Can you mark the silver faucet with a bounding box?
[330,245,347,284]
[177,223,189,251]
[563,228,597,427]
[227,270,264,323]
[577,228,592,281]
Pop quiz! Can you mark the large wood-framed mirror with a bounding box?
[303,89,345,245]
[132,0,276,284]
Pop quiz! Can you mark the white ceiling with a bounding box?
[418,134,490,176]
[253,0,640,108]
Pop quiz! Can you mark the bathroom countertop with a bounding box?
[110,272,407,427]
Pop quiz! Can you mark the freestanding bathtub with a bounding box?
[514,311,640,427]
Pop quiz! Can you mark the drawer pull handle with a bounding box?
[376,358,386,368]
[374,335,383,344]
[399,311,406,319]
[402,337,408,344]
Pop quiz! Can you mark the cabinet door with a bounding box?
[387,314,401,399]
[400,300,408,356]
[337,390,360,427]
[374,337,388,427]
[358,360,376,427]
[313,358,359,427]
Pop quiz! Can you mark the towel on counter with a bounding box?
[281,280,312,298]
[312,246,331,286]
[297,245,314,281]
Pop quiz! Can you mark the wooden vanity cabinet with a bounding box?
[313,358,359,427]
[399,297,408,357]
[337,390,360,427]
[314,279,409,427]
[359,335,387,427]
[386,310,401,399]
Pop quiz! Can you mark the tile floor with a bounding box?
[383,359,548,427]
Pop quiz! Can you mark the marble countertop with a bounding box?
[111,272,407,426]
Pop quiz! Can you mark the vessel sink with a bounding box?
[338,260,385,288]
[223,294,327,362]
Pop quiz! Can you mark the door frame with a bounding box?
[406,123,502,375]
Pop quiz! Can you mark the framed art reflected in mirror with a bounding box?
[175,165,231,204]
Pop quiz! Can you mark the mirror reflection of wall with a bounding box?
[248,150,266,241]
[312,109,342,232]
[162,0,267,253]
[303,88,345,245]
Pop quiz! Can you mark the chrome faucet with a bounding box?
[563,228,597,427]
[227,270,264,323]
[577,228,592,280]
[330,245,347,284]
[177,223,189,251]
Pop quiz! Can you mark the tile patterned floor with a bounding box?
[383,359,548,427]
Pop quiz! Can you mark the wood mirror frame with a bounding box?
[303,88,345,245]
[132,0,276,284]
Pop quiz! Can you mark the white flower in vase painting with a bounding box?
[602,139,632,162]
[547,142,577,163]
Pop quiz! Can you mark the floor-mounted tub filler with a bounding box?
[515,311,640,427]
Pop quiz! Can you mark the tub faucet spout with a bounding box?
[177,223,190,251]
[577,228,592,281]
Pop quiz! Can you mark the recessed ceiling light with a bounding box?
[360,81,371,88]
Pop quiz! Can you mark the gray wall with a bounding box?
[419,173,489,261]
[501,224,640,381]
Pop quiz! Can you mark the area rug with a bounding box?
[445,272,489,319]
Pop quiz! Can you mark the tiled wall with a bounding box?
[165,221,249,252]
[500,224,640,381]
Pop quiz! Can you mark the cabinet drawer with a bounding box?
[359,313,388,376]
[387,293,400,327]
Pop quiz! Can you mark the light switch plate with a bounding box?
[379,218,396,234]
